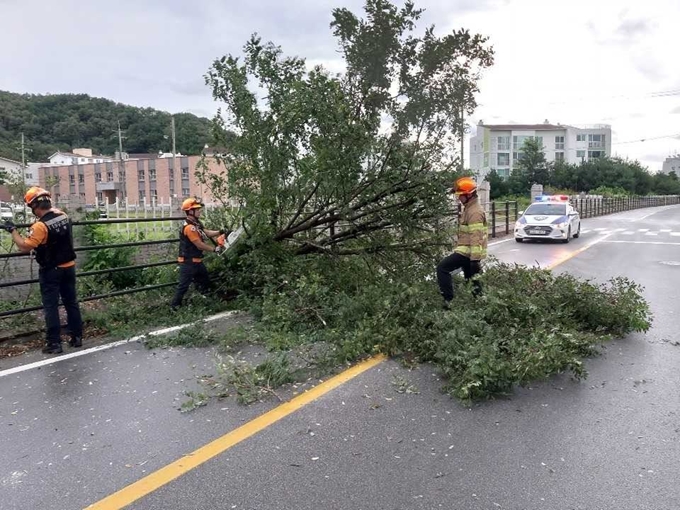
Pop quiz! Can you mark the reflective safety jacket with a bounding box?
[454,197,488,261]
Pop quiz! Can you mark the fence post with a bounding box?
[514,201,518,222]
[491,201,497,238]
[505,201,510,235]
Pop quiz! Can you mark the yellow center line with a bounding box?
[545,233,612,270]
[86,354,387,510]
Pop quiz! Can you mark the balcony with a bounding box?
[96,181,122,191]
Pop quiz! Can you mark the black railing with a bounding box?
[0,216,184,320]
[487,201,519,239]
[571,195,680,219]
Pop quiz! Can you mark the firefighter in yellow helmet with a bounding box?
[170,197,231,309]
[1,187,83,354]
[437,177,487,308]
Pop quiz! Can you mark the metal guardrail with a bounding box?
[571,195,680,218]
[0,216,185,319]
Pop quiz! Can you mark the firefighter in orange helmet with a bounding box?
[170,197,231,309]
[437,177,487,308]
[1,187,83,354]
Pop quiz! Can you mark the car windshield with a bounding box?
[525,204,566,216]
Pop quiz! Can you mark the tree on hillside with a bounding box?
[202,0,494,264]
[0,91,230,161]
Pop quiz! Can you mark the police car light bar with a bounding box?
[534,195,570,202]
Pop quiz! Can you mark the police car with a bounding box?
[514,195,581,243]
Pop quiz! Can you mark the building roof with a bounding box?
[48,151,113,160]
[480,124,568,131]
[0,155,22,165]
[127,153,159,159]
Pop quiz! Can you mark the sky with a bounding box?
[1,0,679,171]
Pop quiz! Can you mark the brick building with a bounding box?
[39,155,228,206]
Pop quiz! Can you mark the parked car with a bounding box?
[1,205,14,221]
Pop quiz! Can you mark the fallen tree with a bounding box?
[191,0,651,402]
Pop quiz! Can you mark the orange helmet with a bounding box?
[452,176,477,196]
[24,186,51,207]
[181,197,204,211]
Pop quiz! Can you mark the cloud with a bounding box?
[671,106,680,115]
[615,18,652,39]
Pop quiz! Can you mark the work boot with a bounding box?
[69,336,83,348]
[42,343,63,354]
[442,300,452,311]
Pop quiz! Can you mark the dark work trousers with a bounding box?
[171,261,211,308]
[436,252,482,302]
[39,266,83,347]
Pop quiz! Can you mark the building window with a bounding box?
[26,172,33,179]
[69,175,75,184]
[497,136,510,151]
[107,171,113,181]
[95,172,102,182]
[555,152,565,162]
[96,192,103,202]
[78,174,84,184]
[169,168,174,180]
[555,136,565,150]
[182,188,190,197]
[576,150,586,159]
[497,153,510,166]
[589,150,604,159]
[497,168,510,178]
[149,168,156,182]
[588,134,605,148]
[138,169,145,180]
[139,190,146,202]
[181,167,189,179]
[79,193,86,201]
[576,134,586,142]
[513,152,524,162]
[151,189,158,199]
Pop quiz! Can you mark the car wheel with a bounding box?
[562,227,571,244]
[573,222,581,238]
[515,237,523,243]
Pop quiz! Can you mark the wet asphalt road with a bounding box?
[1,205,679,510]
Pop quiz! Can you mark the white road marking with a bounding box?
[622,231,634,235]
[599,230,611,235]
[638,229,650,232]
[614,228,626,232]
[671,232,680,237]
[488,238,514,247]
[0,311,239,378]
[580,230,591,234]
[645,231,659,236]
[660,229,672,233]
[603,240,680,246]
[594,228,607,231]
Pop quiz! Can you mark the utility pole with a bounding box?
[171,116,178,200]
[460,104,465,172]
[117,121,126,203]
[21,133,26,188]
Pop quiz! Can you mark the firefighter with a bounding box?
[170,197,230,309]
[1,187,83,354]
[437,176,487,308]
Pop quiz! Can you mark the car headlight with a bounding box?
[554,222,568,229]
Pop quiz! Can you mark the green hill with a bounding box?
[0,90,220,162]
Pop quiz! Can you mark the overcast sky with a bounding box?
[1,0,678,170]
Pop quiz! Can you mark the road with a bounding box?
[1,205,679,510]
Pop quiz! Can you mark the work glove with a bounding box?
[219,228,232,236]
[214,245,226,254]
[1,220,16,233]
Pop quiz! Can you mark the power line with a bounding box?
[612,133,680,145]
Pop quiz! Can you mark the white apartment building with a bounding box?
[470,121,612,181]
[660,155,680,175]
[48,148,113,166]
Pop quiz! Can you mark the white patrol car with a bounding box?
[514,195,581,243]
